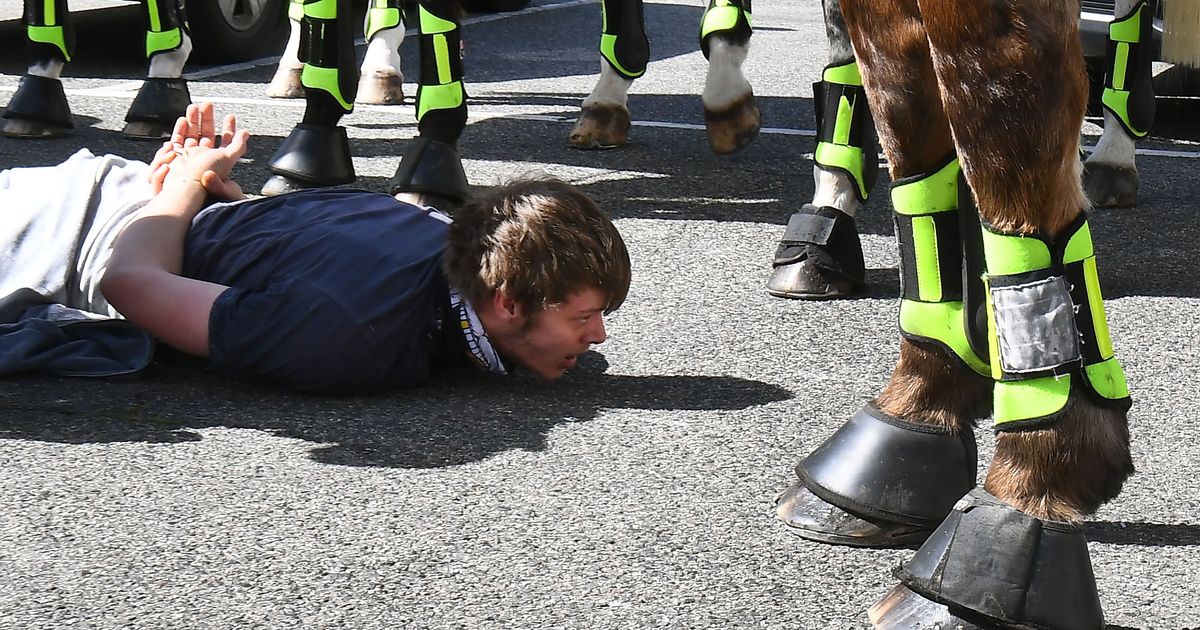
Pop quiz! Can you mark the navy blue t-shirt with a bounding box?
[182,188,467,394]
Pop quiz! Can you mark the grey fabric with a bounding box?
[0,149,152,316]
[991,275,1081,375]
[0,150,156,378]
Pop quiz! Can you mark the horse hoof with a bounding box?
[1,118,67,139]
[357,70,404,105]
[1083,160,1138,208]
[568,103,630,149]
[260,174,313,196]
[122,120,172,140]
[868,584,991,630]
[266,67,304,98]
[776,482,931,548]
[704,92,761,155]
[766,259,861,300]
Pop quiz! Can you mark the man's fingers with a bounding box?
[149,163,170,194]
[198,102,216,146]
[220,114,237,148]
[223,129,251,160]
[170,115,189,147]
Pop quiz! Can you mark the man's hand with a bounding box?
[148,102,250,200]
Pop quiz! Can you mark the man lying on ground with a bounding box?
[0,102,631,394]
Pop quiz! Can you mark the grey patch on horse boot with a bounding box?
[1082,160,1139,208]
[357,70,405,105]
[776,483,931,548]
[704,91,761,154]
[779,405,978,547]
[2,74,73,138]
[888,488,1105,630]
[568,104,631,150]
[266,66,305,99]
[767,205,865,300]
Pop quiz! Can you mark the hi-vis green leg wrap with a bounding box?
[415,0,467,143]
[1102,0,1156,138]
[143,0,188,60]
[699,0,751,60]
[893,156,990,377]
[982,216,1132,430]
[299,0,358,115]
[814,60,878,202]
[600,0,649,79]
[23,0,75,62]
[365,0,403,42]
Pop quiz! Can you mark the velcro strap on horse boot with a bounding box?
[813,60,878,202]
[771,204,865,286]
[893,157,990,376]
[388,136,470,204]
[896,488,1105,630]
[2,74,73,129]
[982,215,1132,430]
[300,0,358,112]
[699,0,751,59]
[797,405,977,528]
[1102,0,1157,138]
[268,123,356,186]
[124,77,191,125]
[600,0,650,78]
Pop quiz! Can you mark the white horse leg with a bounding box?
[267,2,306,98]
[357,9,406,105]
[701,37,760,154]
[569,62,634,149]
[1083,0,1148,208]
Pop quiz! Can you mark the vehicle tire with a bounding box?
[187,0,289,63]
[461,0,532,14]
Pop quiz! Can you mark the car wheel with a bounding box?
[187,0,289,63]
[461,0,533,14]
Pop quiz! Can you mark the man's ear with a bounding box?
[491,289,524,323]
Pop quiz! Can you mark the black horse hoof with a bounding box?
[766,258,860,300]
[868,584,993,629]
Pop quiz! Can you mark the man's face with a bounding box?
[506,288,610,380]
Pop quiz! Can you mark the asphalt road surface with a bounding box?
[2,1,1199,628]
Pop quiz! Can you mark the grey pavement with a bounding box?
[2,1,1199,628]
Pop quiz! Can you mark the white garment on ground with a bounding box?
[0,149,153,316]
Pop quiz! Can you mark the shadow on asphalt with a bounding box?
[0,352,793,468]
[1086,521,1200,547]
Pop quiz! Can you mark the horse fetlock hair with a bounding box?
[874,338,992,433]
[985,398,1134,522]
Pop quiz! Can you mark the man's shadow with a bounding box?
[0,353,792,468]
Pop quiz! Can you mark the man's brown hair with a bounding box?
[444,178,631,314]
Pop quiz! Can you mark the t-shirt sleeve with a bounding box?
[206,279,381,395]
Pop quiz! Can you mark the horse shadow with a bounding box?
[0,352,793,469]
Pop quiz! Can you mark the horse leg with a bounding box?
[387,0,471,210]
[1083,0,1156,208]
[122,0,193,139]
[267,0,307,97]
[854,1,1134,627]
[263,0,359,195]
[357,0,406,104]
[2,0,76,138]
[568,0,647,149]
[700,0,760,154]
[775,0,991,548]
[766,0,877,299]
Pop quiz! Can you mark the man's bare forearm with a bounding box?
[106,180,208,277]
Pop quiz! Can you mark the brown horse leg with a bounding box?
[776,0,992,548]
[866,1,1133,627]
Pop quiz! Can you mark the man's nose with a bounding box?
[586,316,607,345]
